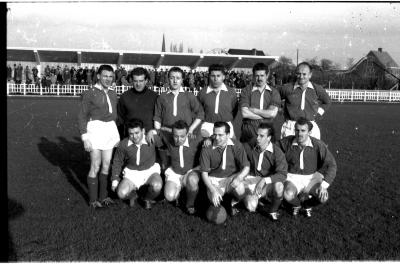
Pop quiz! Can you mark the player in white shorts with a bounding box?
[77,64,120,209]
[278,117,337,217]
[110,119,163,210]
[242,123,288,221]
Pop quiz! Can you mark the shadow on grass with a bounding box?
[8,198,25,262]
[37,136,89,203]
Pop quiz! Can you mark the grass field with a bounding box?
[7,97,400,261]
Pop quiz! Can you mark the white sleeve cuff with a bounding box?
[321,180,330,189]
[264,177,272,184]
[112,180,119,187]
[150,129,158,135]
[81,133,89,141]
[317,107,325,116]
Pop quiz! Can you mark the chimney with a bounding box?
[378,48,382,53]
[251,48,257,55]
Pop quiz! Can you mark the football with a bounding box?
[206,205,227,224]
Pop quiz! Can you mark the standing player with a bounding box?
[148,67,204,171]
[152,66,204,138]
[117,67,158,138]
[152,120,203,215]
[197,64,238,139]
[278,118,337,217]
[77,64,120,208]
[279,62,331,139]
[240,63,281,145]
[110,119,163,210]
[200,122,250,218]
[242,123,288,221]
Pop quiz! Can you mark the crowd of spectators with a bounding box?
[7,64,278,90]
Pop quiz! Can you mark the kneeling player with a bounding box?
[278,117,337,217]
[151,120,203,215]
[200,121,250,219]
[110,119,163,209]
[243,123,288,221]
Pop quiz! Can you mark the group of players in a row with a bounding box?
[77,62,336,223]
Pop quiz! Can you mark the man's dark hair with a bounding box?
[252,63,269,75]
[214,121,230,134]
[296,62,313,73]
[258,122,274,137]
[131,67,149,80]
[168,67,184,79]
[172,120,189,131]
[127,118,144,130]
[97,64,114,74]
[295,117,313,131]
[208,64,226,75]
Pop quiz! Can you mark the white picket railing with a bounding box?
[6,83,400,103]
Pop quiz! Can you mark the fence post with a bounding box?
[338,90,341,102]
[23,83,26,95]
[6,83,9,96]
[73,85,76,96]
[389,91,392,102]
[364,90,367,102]
[57,84,60,96]
[40,84,43,95]
[351,90,353,102]
[376,91,379,102]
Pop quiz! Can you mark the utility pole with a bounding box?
[296,48,299,65]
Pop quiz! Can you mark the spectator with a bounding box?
[7,65,12,81]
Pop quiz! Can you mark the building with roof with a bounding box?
[340,48,400,90]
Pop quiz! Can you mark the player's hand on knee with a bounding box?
[83,139,92,152]
[255,177,265,197]
[318,186,328,203]
[211,188,222,207]
[111,180,119,192]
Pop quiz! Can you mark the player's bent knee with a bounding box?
[186,172,199,190]
[233,183,245,198]
[149,174,163,192]
[244,194,258,212]
[284,189,296,202]
[117,187,130,200]
[274,182,284,197]
[164,182,178,202]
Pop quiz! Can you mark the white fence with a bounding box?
[6,83,400,103]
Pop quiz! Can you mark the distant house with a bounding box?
[341,48,400,90]
[228,48,265,56]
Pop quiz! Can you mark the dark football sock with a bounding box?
[185,188,198,208]
[87,176,98,203]
[270,197,283,213]
[98,172,109,201]
[303,183,322,208]
[287,196,301,207]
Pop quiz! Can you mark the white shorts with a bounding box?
[122,163,161,189]
[208,175,236,196]
[201,121,235,138]
[86,120,120,150]
[281,120,320,140]
[164,167,199,191]
[286,172,323,194]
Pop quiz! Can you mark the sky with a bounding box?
[6,1,400,69]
